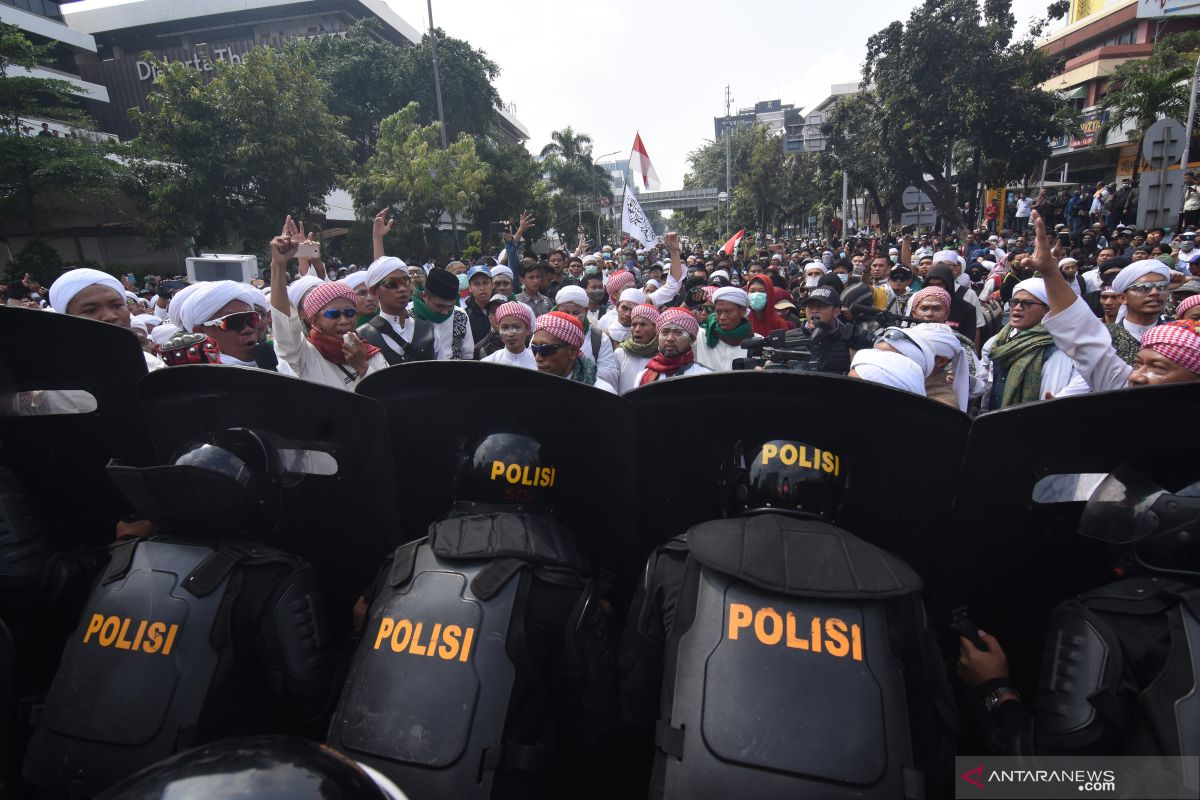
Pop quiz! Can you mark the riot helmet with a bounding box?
[1080,465,1200,575]
[94,735,406,799]
[455,432,557,511]
[720,438,848,521]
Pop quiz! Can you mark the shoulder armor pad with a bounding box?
[1034,603,1117,741]
[431,512,588,573]
[687,514,921,599]
[1078,575,1186,615]
[657,534,689,555]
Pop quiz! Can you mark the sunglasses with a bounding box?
[1010,298,1048,310]
[379,277,411,290]
[874,327,914,345]
[200,310,262,331]
[530,343,567,357]
[320,307,358,320]
[1124,280,1169,295]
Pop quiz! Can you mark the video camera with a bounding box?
[732,328,819,372]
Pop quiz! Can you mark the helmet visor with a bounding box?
[1079,465,1166,544]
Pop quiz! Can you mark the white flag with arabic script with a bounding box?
[620,188,662,249]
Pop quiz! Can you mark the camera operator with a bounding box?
[795,286,873,374]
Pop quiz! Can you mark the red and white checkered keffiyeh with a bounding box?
[703,286,717,303]
[631,303,660,326]
[534,310,584,348]
[1141,319,1200,374]
[657,307,699,338]
[606,270,636,303]
[1176,294,1200,319]
[910,286,951,312]
[494,301,533,329]
[301,280,358,320]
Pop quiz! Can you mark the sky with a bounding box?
[385,0,1060,190]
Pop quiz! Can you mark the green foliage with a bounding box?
[306,21,501,162]
[349,101,490,258]
[130,43,353,252]
[463,230,482,261]
[8,238,64,285]
[540,127,612,242]
[471,139,551,252]
[0,24,127,235]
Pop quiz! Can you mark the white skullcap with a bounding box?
[619,288,646,305]
[287,275,325,309]
[1112,261,1172,295]
[131,313,160,332]
[907,323,968,411]
[804,263,828,275]
[178,280,256,333]
[710,269,731,282]
[124,290,139,303]
[851,349,926,396]
[1057,257,1077,268]
[1013,277,1049,306]
[241,284,268,311]
[166,282,202,325]
[365,256,408,288]
[490,265,514,281]
[49,268,125,314]
[341,271,370,290]
[582,254,599,266]
[555,284,589,308]
[148,323,180,346]
[931,250,958,267]
[877,328,935,377]
[712,286,750,308]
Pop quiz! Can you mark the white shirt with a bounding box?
[1015,198,1034,218]
[1121,318,1155,340]
[597,310,630,343]
[695,333,755,373]
[271,306,388,390]
[612,347,652,393]
[979,328,1089,409]
[581,328,619,388]
[1043,296,1131,392]
[482,347,536,370]
[144,351,166,371]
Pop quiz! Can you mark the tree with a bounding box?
[1095,31,1200,184]
[540,127,611,242]
[0,23,127,241]
[470,139,552,253]
[131,43,353,251]
[823,93,907,231]
[863,0,1066,237]
[349,101,490,258]
[307,21,502,163]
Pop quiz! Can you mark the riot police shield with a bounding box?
[119,365,399,629]
[0,307,152,548]
[627,371,970,583]
[935,382,1200,700]
[355,362,638,583]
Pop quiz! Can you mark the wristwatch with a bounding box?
[984,686,1020,712]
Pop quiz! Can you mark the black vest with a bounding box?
[358,315,435,366]
[655,515,954,800]
[327,511,610,799]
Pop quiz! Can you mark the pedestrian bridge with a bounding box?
[629,187,720,211]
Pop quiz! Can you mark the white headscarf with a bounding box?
[366,256,408,288]
[130,313,161,334]
[851,349,926,396]
[340,271,370,291]
[877,327,935,377]
[167,282,203,325]
[490,265,514,281]
[1112,261,1172,323]
[48,268,125,314]
[712,287,750,311]
[907,323,968,411]
[148,323,180,346]
[286,275,325,309]
[177,280,255,332]
[1012,277,1049,305]
[619,288,646,305]
[931,250,958,268]
[555,285,589,308]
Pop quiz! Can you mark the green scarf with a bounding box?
[1105,323,1141,366]
[412,296,451,324]
[703,314,752,348]
[621,335,658,358]
[988,324,1056,407]
[570,355,598,386]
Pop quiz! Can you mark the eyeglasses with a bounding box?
[379,277,411,290]
[874,327,914,345]
[1009,298,1048,310]
[200,310,262,331]
[320,308,358,320]
[1124,280,1169,295]
[530,343,567,357]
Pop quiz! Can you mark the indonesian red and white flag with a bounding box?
[722,228,746,256]
[630,132,661,192]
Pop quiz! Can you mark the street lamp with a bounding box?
[594,149,621,247]
[717,191,728,239]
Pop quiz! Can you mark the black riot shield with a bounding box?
[627,371,970,585]
[124,365,399,633]
[0,307,153,548]
[355,362,638,592]
[935,383,1200,700]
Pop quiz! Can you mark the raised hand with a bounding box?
[373,207,395,239]
[270,215,300,263]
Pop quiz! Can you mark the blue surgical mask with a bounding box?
[457,274,469,291]
[748,292,768,312]
[837,273,849,284]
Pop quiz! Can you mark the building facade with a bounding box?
[714,99,797,141]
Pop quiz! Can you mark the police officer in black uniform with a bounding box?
[622,438,955,799]
[327,432,617,800]
[958,466,1200,768]
[23,428,334,798]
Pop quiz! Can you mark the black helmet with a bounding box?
[455,432,557,510]
[95,735,405,799]
[1080,465,1200,575]
[720,438,848,521]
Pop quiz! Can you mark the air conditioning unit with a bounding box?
[185,254,259,283]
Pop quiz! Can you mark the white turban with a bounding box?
[130,313,160,334]
[366,256,408,288]
[178,280,256,333]
[1057,257,1077,268]
[850,349,926,396]
[149,323,180,346]
[1112,262,1172,295]
[877,327,935,377]
[1012,277,1049,306]
[555,284,589,308]
[49,268,125,314]
[287,275,325,309]
[712,287,750,310]
[907,323,968,411]
[619,288,646,305]
[490,265,514,281]
[167,282,203,324]
[340,271,370,290]
[931,250,958,268]
[241,284,268,311]
[804,264,828,275]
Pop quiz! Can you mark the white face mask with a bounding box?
[805,276,820,287]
